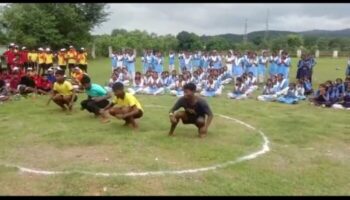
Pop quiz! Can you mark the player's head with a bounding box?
[80,74,92,90]
[55,69,65,83]
[183,83,196,100]
[112,82,125,98]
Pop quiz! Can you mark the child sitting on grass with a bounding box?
[257,78,276,101]
[310,84,329,107]
[332,81,350,110]
[0,79,10,102]
[227,77,248,100]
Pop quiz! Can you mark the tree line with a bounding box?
[1,3,350,58]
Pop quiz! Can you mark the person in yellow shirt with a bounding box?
[37,47,46,76]
[104,82,144,130]
[48,69,77,111]
[67,45,77,76]
[28,49,38,71]
[57,48,67,73]
[45,48,54,75]
[77,47,88,73]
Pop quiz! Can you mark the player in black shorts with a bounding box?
[168,82,213,138]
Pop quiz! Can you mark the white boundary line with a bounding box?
[0,105,270,177]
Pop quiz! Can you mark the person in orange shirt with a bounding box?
[45,48,54,75]
[28,49,38,71]
[77,47,88,73]
[57,48,68,74]
[67,45,77,76]
[70,66,85,92]
[37,47,46,76]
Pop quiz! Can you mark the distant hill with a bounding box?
[202,28,350,43]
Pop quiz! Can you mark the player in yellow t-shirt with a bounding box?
[29,49,38,70]
[37,47,47,75]
[104,82,143,130]
[45,48,54,73]
[57,48,67,73]
[48,69,77,111]
[67,45,77,75]
[77,47,88,73]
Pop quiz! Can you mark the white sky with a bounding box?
[92,3,350,36]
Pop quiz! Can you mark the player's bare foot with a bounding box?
[199,133,207,138]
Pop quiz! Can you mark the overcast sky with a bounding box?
[92,3,350,36]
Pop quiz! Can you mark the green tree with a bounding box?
[286,34,303,51]
[0,3,109,49]
[176,31,203,51]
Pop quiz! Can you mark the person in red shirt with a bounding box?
[8,67,22,94]
[3,43,16,74]
[36,73,52,95]
[19,46,29,71]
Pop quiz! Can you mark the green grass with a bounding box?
[0,57,349,195]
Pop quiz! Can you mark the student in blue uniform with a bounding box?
[296,54,311,81]
[310,84,330,107]
[269,52,279,78]
[278,51,291,79]
[210,51,222,69]
[192,51,201,71]
[183,52,193,73]
[127,71,145,95]
[200,52,209,71]
[346,57,350,77]
[277,83,300,104]
[170,74,185,97]
[143,71,165,95]
[142,50,154,73]
[153,52,164,74]
[227,77,247,100]
[258,51,269,84]
[178,51,186,73]
[335,78,345,98]
[303,76,313,95]
[111,51,118,72]
[257,78,277,101]
[332,81,350,110]
[308,54,317,82]
[200,75,221,97]
[125,49,136,82]
[232,52,244,84]
[169,51,175,72]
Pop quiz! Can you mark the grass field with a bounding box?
[0,57,349,195]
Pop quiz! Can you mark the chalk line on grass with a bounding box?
[0,105,270,177]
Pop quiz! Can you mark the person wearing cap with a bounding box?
[45,48,54,75]
[80,75,111,123]
[37,48,46,76]
[36,73,53,95]
[57,48,67,74]
[70,66,86,93]
[49,69,77,111]
[2,44,16,74]
[67,46,77,75]
[46,68,56,84]
[19,46,29,71]
[0,79,10,102]
[77,47,88,73]
[18,67,36,96]
[28,49,38,71]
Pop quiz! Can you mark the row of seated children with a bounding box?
[104,66,234,97]
[254,74,307,104]
[0,65,88,102]
[310,76,350,110]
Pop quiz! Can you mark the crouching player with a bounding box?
[80,75,111,122]
[104,82,144,130]
[48,69,77,111]
[168,83,213,138]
